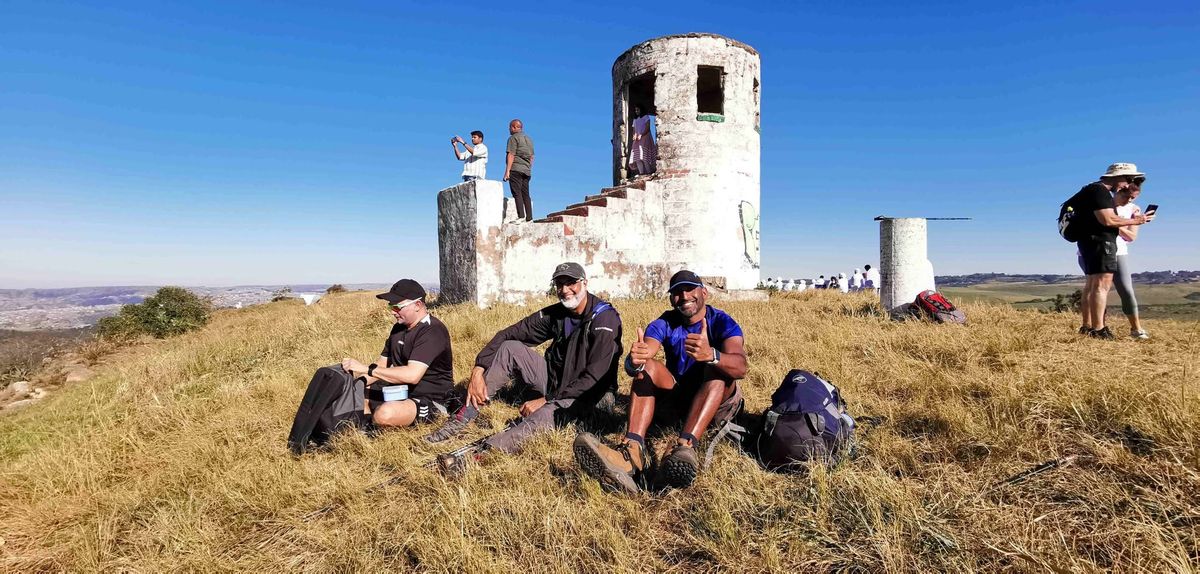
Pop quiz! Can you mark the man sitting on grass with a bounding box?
[286,279,454,454]
[428,262,623,474]
[574,270,748,493]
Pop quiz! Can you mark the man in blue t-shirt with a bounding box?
[574,270,749,493]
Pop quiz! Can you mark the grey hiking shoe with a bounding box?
[573,432,648,494]
[660,443,699,489]
[1131,329,1150,340]
[425,414,471,443]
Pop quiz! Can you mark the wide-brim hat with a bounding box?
[1100,162,1144,179]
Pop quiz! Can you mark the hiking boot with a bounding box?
[436,446,480,479]
[660,442,700,489]
[1089,327,1116,340]
[1078,326,1090,335]
[573,432,647,494]
[1131,329,1150,340]
[425,414,471,443]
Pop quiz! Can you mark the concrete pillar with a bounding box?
[437,179,506,305]
[879,218,935,311]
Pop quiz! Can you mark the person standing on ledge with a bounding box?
[504,118,535,221]
[451,130,488,182]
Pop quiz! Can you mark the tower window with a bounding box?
[697,66,724,116]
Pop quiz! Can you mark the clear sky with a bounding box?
[2,0,1197,288]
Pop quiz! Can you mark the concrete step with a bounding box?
[544,206,589,219]
[567,197,610,210]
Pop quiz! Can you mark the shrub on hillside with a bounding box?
[96,287,213,340]
[326,284,347,294]
[270,287,293,302]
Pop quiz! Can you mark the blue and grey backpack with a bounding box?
[755,370,855,470]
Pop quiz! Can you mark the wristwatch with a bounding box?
[708,349,721,365]
[367,363,378,377]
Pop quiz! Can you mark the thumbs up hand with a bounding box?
[630,327,653,367]
[684,319,714,362]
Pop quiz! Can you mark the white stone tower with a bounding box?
[437,33,762,306]
[612,34,762,291]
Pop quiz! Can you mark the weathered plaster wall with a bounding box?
[438,34,763,307]
[613,34,761,290]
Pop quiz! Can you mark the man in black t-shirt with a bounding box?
[1070,163,1154,339]
[340,279,454,426]
[287,279,453,454]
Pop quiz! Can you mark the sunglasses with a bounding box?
[1128,176,1145,185]
[389,299,420,312]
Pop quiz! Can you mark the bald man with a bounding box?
[504,118,535,221]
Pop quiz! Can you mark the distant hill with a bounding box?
[937,271,1200,287]
[0,283,426,331]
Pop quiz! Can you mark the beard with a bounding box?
[560,293,583,309]
[674,299,701,318]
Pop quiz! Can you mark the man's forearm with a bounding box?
[506,152,515,171]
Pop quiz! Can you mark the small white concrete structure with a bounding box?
[438,34,763,306]
[879,217,937,311]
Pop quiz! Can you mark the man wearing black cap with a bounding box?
[286,279,454,454]
[574,270,748,493]
[428,262,623,471]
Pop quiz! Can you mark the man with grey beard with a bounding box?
[428,262,623,467]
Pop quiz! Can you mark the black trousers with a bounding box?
[509,172,532,220]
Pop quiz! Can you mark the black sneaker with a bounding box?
[1089,327,1116,340]
[425,414,472,443]
[1078,326,1090,335]
[659,443,700,489]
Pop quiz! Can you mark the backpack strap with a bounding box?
[702,398,746,469]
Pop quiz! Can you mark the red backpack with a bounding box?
[913,290,967,324]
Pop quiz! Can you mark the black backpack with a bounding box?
[1058,190,1089,243]
[755,370,855,470]
[287,365,369,455]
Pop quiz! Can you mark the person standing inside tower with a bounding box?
[574,271,748,493]
[451,131,488,181]
[504,119,535,221]
[628,106,657,177]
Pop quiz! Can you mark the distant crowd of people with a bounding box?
[763,265,880,294]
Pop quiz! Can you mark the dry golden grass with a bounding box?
[1,290,1198,572]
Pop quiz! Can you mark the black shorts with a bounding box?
[366,388,445,425]
[654,367,743,430]
[1078,237,1119,275]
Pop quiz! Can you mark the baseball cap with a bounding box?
[551,262,586,281]
[668,270,704,292]
[375,279,426,304]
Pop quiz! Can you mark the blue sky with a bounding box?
[2,0,1197,288]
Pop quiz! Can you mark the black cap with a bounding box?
[668,270,704,292]
[551,262,586,281]
[376,279,426,304]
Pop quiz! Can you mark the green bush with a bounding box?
[97,287,213,340]
[326,284,347,294]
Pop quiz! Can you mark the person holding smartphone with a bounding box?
[1113,182,1153,339]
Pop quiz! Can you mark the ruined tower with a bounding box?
[611,33,762,292]
[438,34,762,306]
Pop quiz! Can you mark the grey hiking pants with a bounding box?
[1113,254,1138,317]
[482,341,575,453]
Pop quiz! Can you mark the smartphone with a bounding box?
[1145,204,1159,215]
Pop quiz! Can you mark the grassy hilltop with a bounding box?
[1,291,1198,572]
